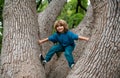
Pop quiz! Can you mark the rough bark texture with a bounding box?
[1,0,119,78]
[67,0,120,78]
[1,0,45,78]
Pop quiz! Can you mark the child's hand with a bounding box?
[38,40,43,44]
[79,36,89,41]
[38,38,48,44]
[85,38,89,41]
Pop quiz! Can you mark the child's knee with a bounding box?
[64,51,71,56]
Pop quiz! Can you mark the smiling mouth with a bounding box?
[58,29,63,31]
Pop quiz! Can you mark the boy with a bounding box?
[38,19,89,68]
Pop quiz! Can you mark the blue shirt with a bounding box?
[48,30,78,47]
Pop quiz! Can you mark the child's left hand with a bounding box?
[78,36,89,41]
[85,38,89,41]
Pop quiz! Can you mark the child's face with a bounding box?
[56,25,64,33]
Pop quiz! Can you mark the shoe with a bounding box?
[70,64,75,68]
[42,60,47,65]
[39,54,46,66]
[39,54,44,60]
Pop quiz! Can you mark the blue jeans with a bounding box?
[45,44,75,68]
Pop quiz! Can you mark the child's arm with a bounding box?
[78,36,89,41]
[38,38,49,44]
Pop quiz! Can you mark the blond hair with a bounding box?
[54,19,68,33]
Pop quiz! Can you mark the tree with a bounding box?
[1,0,120,78]
[1,0,45,78]
[67,0,120,78]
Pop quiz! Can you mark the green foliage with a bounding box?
[58,0,88,29]
[36,0,88,29]
[0,0,4,7]
[68,13,84,28]
[0,0,4,22]
[81,0,88,9]
[37,0,48,12]
[0,0,4,54]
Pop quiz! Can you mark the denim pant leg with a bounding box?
[64,45,75,68]
[45,44,64,62]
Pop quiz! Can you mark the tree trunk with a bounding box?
[1,0,45,78]
[67,0,120,78]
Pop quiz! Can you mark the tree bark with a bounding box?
[67,0,120,78]
[1,0,119,78]
[1,0,45,78]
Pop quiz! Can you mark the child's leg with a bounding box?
[45,44,64,62]
[64,45,75,68]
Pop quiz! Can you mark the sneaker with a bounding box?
[42,60,47,65]
[39,54,46,66]
[70,64,75,68]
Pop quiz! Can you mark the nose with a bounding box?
[57,26,62,29]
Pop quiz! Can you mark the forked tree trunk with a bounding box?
[1,0,119,78]
[1,0,45,78]
[67,0,120,78]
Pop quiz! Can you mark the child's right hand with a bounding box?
[38,38,49,44]
[38,40,42,44]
